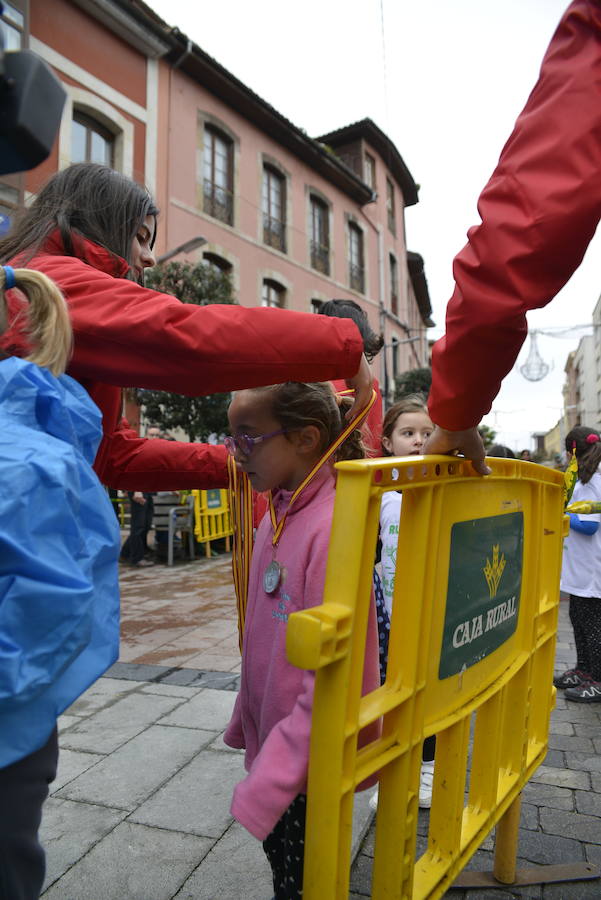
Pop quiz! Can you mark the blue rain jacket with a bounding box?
[0,357,120,768]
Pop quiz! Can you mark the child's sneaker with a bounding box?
[553,668,590,689]
[565,680,601,702]
[419,761,434,809]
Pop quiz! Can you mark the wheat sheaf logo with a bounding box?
[483,544,506,598]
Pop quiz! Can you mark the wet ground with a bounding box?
[118,548,241,674]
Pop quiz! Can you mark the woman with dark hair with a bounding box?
[319,298,384,454]
[1,164,372,493]
[555,425,601,702]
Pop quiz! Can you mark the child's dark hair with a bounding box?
[381,393,429,457]
[488,444,516,458]
[256,381,365,461]
[565,425,601,484]
[319,299,384,363]
[0,163,158,272]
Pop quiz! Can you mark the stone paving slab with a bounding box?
[55,724,216,811]
[42,821,212,900]
[129,748,246,838]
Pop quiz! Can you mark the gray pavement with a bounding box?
[39,554,600,899]
[39,553,373,899]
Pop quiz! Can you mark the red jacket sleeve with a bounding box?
[94,417,229,491]
[429,0,601,430]
[29,255,364,395]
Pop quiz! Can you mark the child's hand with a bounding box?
[424,425,491,476]
[344,354,373,421]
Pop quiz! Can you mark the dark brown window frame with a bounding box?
[386,177,396,234]
[389,253,398,316]
[203,126,234,226]
[310,195,330,276]
[262,165,286,253]
[261,278,285,308]
[72,111,115,167]
[348,222,365,294]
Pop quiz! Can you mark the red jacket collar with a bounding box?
[41,230,129,278]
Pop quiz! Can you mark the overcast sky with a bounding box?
[148,0,599,451]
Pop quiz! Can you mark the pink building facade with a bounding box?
[3,0,434,404]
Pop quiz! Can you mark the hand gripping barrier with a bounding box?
[286,455,599,898]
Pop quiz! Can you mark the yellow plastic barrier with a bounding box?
[286,455,588,899]
[192,488,233,557]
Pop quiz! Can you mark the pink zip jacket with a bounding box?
[223,466,380,840]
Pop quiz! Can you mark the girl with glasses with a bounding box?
[223,381,380,900]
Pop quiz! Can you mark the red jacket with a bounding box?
[429,0,601,430]
[4,232,363,490]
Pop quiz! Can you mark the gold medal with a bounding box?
[263,559,282,594]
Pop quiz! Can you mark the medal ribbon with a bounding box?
[227,453,253,653]
[267,388,377,547]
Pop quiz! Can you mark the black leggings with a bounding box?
[263,794,306,899]
[569,594,601,681]
[0,728,58,900]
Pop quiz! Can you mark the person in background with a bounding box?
[424,1,601,471]
[369,394,436,810]
[120,424,161,567]
[555,426,601,702]
[0,265,119,900]
[520,449,532,461]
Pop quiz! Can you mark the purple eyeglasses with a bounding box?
[224,428,289,457]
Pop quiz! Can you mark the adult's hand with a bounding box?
[344,354,373,421]
[424,425,491,476]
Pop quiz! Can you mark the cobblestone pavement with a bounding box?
[349,596,601,900]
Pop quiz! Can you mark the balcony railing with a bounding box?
[263,215,286,253]
[310,241,330,276]
[203,180,233,225]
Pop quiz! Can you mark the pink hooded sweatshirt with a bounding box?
[223,466,379,840]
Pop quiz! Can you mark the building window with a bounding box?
[389,253,398,316]
[310,196,330,275]
[391,336,399,379]
[1,2,24,50]
[262,279,285,308]
[203,252,232,274]
[348,222,364,294]
[386,177,396,234]
[203,126,233,225]
[71,112,114,166]
[262,165,286,253]
[364,153,376,189]
[311,299,323,314]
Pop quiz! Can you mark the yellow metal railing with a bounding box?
[286,455,583,898]
[192,488,233,558]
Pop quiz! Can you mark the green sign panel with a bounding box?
[206,489,222,509]
[439,512,524,679]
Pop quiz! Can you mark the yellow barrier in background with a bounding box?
[192,488,233,557]
[286,455,586,899]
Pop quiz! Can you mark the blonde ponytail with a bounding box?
[0,266,72,376]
